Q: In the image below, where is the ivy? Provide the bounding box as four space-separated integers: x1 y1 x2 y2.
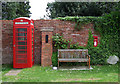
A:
53 6 120 65
55 11 119 58
55 16 102 31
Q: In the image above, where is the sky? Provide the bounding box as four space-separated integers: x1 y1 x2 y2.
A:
29 0 55 20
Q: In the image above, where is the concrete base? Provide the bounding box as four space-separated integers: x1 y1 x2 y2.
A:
58 66 93 70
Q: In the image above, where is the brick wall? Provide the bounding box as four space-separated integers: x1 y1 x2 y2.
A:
2 20 13 64
2 19 100 64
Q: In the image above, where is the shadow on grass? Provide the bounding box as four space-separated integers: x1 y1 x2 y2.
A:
2 64 13 75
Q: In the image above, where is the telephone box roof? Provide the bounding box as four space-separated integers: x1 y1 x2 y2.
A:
14 17 32 20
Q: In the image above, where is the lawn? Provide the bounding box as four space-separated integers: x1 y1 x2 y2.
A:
2 64 118 82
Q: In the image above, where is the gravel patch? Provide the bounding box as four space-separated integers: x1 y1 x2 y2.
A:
4 69 22 76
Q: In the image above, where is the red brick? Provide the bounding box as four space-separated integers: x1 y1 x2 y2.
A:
2 20 100 64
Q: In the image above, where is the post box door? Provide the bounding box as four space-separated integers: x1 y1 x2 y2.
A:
15 27 27 64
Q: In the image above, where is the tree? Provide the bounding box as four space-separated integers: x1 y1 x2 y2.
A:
2 1 31 20
46 2 118 19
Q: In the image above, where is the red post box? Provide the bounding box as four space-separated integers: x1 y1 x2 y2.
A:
13 17 34 68
93 36 98 47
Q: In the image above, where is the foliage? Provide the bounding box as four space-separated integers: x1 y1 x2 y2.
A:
52 33 87 50
52 52 58 66
95 3 120 58
55 16 102 22
46 2 118 19
74 22 81 31
54 2 120 59
87 2 120 63
86 30 110 65
70 43 86 49
2 1 31 20
88 47 111 65
56 16 102 31
52 33 87 66
52 2 120 65
86 30 94 48
52 33 70 50
2 64 13 75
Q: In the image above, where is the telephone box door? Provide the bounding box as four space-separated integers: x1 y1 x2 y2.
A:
13 27 29 68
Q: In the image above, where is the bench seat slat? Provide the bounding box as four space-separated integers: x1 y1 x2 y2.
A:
58 58 88 62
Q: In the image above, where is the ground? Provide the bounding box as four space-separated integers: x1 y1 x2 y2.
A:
2 64 118 82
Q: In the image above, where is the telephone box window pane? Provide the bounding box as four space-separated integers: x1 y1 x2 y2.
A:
18 33 27 36
18 46 27 49
18 42 26 45
18 28 27 32
18 37 27 41
18 51 26 53
32 54 33 61
46 35 48 43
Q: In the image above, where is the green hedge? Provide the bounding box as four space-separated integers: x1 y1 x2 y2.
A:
86 30 111 65
52 52 58 67
52 6 120 65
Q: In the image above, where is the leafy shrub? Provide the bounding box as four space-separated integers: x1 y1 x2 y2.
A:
52 34 70 66
52 34 87 66
52 33 70 50
87 29 94 48
87 30 112 65
88 46 110 65
70 43 86 49
52 52 58 67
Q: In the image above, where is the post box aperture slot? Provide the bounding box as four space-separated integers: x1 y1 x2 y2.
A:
46 35 48 43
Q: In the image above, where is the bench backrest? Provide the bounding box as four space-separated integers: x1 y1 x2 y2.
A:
58 49 88 58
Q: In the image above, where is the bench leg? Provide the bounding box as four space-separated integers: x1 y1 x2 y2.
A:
87 61 88 65
89 58 90 69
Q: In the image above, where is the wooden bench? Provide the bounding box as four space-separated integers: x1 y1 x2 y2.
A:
58 49 90 69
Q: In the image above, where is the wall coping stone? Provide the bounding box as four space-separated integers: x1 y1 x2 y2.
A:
40 27 54 32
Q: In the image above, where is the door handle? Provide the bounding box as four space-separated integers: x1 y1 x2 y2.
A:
14 45 15 47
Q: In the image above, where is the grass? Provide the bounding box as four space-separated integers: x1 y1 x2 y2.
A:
2 64 118 82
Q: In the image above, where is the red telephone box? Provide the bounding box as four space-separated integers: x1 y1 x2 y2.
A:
13 17 34 68
93 36 98 47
